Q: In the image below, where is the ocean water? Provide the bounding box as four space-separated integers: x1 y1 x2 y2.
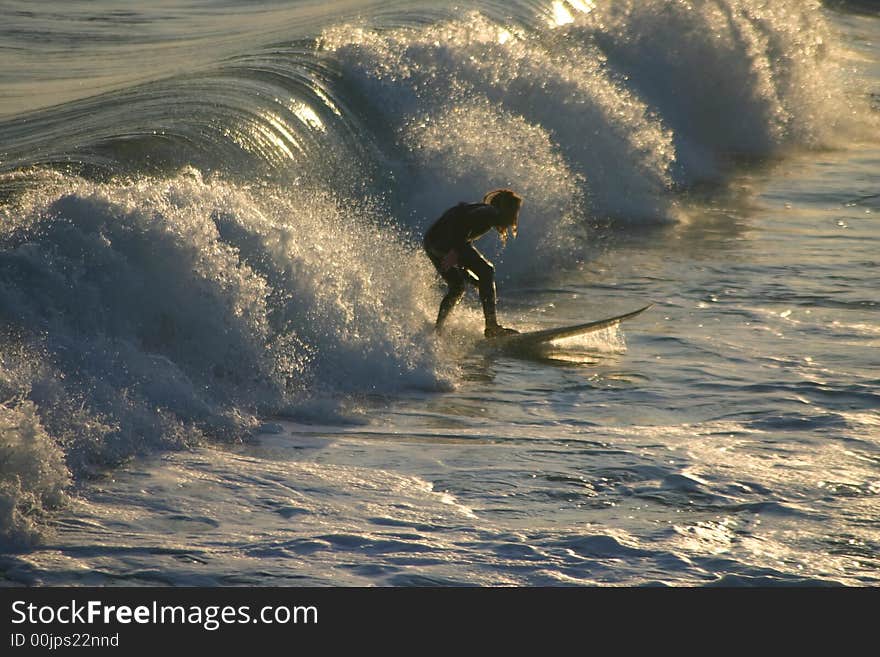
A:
1 0 878 586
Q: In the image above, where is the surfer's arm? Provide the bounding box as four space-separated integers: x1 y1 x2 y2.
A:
439 207 500 271
426 204 498 271
463 205 502 243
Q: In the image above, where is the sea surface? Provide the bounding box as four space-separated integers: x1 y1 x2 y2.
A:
1 0 878 586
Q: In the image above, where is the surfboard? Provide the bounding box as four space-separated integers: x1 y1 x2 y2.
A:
487 304 653 347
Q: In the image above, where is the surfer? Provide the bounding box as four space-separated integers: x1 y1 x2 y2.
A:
423 189 522 337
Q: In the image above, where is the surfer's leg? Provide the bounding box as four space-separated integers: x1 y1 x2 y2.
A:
456 246 498 330
425 242 464 332
435 269 467 332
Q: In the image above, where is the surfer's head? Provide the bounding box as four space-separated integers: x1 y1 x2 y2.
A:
483 188 522 245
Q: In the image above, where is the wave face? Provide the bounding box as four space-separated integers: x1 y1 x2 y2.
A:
0 0 872 545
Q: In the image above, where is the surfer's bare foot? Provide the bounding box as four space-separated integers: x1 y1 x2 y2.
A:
485 325 519 338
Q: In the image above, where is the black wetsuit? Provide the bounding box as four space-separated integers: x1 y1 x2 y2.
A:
423 202 502 329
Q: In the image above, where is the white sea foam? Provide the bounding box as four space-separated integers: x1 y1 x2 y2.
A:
0 396 70 547
320 1 862 227
0 170 456 543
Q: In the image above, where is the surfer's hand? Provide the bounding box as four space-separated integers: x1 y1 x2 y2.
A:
440 249 458 272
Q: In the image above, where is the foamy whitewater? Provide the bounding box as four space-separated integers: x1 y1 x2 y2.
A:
1 0 878 585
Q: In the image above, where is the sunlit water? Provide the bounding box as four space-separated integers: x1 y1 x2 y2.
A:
1 1 878 586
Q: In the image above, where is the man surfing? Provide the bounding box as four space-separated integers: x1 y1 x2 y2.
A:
423 189 522 337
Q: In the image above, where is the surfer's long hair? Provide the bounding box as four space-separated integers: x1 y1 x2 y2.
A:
483 189 522 246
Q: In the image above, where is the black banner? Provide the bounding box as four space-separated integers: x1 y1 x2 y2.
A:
0 586 873 651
